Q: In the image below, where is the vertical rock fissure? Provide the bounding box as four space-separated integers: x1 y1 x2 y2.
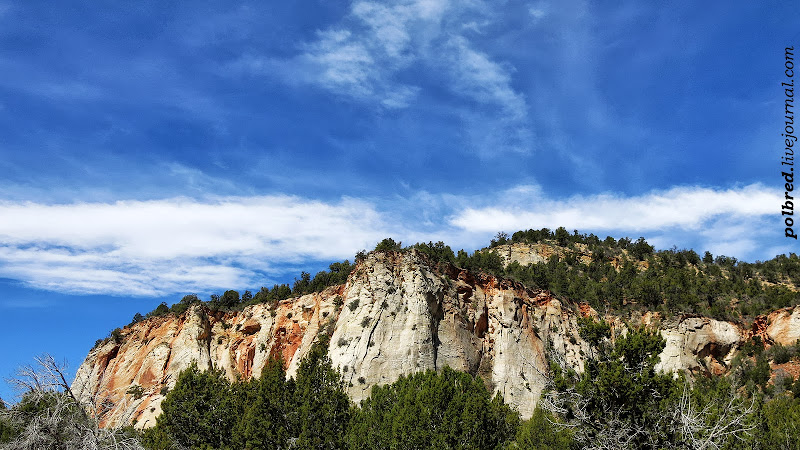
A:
160 347 172 382
96 345 120 399
427 290 444 370
365 307 384 364
200 315 213 371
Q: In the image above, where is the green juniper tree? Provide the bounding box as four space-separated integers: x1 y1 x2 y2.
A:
231 357 292 450
346 366 518 449
291 336 351 449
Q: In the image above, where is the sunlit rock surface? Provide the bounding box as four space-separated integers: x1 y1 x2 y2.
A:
73 249 800 428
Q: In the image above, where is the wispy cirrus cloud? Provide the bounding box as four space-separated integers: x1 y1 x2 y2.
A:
443 36 527 120
232 0 437 109
232 0 532 153
528 3 548 21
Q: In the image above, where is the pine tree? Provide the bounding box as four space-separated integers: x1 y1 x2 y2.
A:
346 367 519 449
152 362 242 449
291 336 351 449
232 357 292 449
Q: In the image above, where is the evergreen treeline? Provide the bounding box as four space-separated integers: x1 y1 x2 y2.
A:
497 228 800 320
127 228 800 334
7 329 800 449
127 261 355 327
138 338 519 450
393 229 800 321
136 323 800 449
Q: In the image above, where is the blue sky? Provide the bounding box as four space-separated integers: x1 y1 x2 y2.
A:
0 0 798 401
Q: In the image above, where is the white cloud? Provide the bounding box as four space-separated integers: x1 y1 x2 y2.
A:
444 36 527 120
528 2 548 21
0 196 389 296
236 0 532 153
450 184 776 233
0 184 783 297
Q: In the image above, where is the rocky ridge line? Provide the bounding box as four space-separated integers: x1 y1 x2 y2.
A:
72 249 800 428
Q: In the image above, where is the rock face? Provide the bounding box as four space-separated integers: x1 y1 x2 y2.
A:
73 288 342 429
490 242 553 266
72 250 800 428
655 316 743 376
767 307 800 345
326 252 589 417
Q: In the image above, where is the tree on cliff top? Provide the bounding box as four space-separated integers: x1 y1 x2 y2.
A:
374 238 403 253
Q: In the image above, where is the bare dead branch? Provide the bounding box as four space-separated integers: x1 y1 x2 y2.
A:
1 353 145 450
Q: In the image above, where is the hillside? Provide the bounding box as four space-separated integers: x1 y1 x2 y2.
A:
487 229 800 321
71 231 800 431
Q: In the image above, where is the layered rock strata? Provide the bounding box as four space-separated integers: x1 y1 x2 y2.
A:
72 250 800 428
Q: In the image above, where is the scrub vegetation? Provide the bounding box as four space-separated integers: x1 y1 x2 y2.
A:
7 228 800 449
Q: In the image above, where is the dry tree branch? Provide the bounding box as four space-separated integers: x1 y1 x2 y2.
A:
673 379 757 450
2 353 145 450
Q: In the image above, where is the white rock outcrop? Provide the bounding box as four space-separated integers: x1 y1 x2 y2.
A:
73 249 798 428
655 316 743 375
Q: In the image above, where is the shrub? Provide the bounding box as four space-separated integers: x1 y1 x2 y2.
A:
126 385 145 400
514 408 573 449
110 328 123 344
374 238 403 253
770 342 792 364
345 367 519 449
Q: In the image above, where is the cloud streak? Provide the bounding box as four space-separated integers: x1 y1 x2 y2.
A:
450 184 776 233
0 184 782 297
0 196 389 296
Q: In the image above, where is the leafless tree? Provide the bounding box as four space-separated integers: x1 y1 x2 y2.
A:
538 384 658 450
0 354 144 450
672 380 757 450
537 369 758 450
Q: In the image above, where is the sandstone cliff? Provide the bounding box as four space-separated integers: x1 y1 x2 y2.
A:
72 249 800 429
